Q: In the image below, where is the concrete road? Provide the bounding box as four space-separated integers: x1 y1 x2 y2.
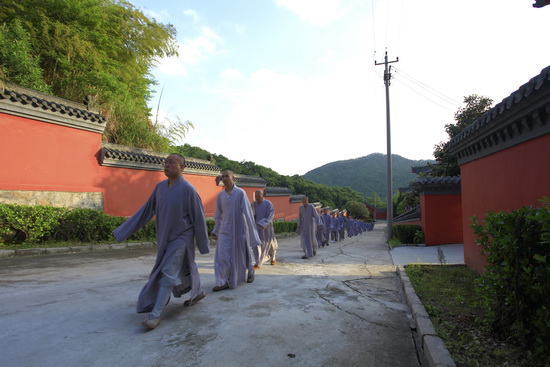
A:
0 223 421 367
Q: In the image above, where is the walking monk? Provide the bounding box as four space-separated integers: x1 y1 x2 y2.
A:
113 153 209 330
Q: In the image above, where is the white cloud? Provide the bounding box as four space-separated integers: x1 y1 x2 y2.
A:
141 8 169 22
276 0 349 25
183 9 201 23
220 68 243 80
156 26 223 77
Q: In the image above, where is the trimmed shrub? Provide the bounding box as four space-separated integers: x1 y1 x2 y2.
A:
471 197 550 363
392 224 422 244
52 208 120 243
206 219 215 235
274 221 297 234
0 204 65 244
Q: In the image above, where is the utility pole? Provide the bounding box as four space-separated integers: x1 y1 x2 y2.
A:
375 51 398 242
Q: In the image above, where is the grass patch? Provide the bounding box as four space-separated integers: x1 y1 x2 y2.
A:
406 264 530 367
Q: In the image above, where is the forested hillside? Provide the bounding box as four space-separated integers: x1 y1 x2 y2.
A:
173 144 365 210
303 153 434 202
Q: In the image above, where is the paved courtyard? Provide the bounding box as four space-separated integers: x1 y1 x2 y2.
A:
0 223 427 367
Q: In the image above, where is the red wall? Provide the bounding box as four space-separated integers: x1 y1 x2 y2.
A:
1 112 301 220
266 196 292 220
0 114 103 193
420 194 463 246
460 134 550 272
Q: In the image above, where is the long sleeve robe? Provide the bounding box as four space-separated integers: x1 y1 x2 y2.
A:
322 214 332 244
213 186 261 288
112 176 209 313
297 203 320 257
253 199 278 266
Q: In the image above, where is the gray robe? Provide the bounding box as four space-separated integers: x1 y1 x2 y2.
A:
213 185 261 288
297 203 320 257
253 199 278 266
113 176 209 313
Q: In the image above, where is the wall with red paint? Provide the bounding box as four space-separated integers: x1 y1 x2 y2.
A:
0 113 103 192
460 134 550 272
0 112 301 221
420 194 463 246
265 196 292 220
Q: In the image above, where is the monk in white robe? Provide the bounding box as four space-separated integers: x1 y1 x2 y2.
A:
113 154 209 330
253 190 278 267
212 170 261 291
297 196 321 259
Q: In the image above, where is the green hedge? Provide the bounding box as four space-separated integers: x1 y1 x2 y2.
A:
0 204 298 246
0 204 155 245
392 224 422 244
274 220 297 234
205 220 296 234
471 197 550 363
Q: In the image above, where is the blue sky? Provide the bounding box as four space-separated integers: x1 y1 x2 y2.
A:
129 0 550 176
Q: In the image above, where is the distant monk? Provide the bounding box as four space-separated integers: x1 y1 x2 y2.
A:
315 207 325 249
338 212 346 241
253 190 278 267
211 170 261 291
296 196 321 259
113 153 209 330
331 211 339 242
321 208 332 246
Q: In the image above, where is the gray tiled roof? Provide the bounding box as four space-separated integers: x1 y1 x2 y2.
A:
290 194 306 203
448 65 550 164
264 187 292 197
411 165 431 174
99 143 220 175
0 84 106 133
233 175 267 187
394 204 421 223
411 176 461 195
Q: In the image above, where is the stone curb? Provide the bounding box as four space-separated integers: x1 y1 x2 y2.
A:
1 242 156 257
396 265 457 367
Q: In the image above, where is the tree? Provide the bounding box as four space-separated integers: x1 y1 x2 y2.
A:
428 94 493 177
0 20 51 93
395 190 419 214
366 192 384 208
345 201 369 219
0 0 179 151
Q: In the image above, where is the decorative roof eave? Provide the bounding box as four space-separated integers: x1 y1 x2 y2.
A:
394 204 421 223
0 83 106 133
233 174 267 188
290 194 306 203
99 143 221 176
411 165 432 174
411 176 461 195
264 186 292 197
448 65 550 165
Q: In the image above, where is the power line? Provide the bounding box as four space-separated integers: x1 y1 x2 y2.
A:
393 67 462 107
394 76 458 113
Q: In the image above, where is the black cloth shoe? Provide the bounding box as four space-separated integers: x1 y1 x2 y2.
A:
183 291 206 306
212 284 229 292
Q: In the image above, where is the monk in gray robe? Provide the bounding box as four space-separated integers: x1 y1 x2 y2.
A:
297 196 321 259
253 190 278 267
113 154 209 330
211 170 261 291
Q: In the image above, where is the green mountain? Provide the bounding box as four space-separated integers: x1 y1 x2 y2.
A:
302 153 434 202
